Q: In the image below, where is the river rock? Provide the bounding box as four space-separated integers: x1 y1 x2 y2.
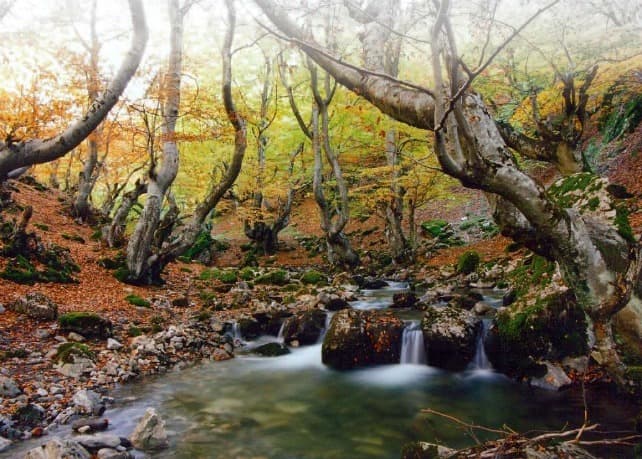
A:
253 342 290 357
421 306 481 371
401 441 457 458
0 436 11 452
72 389 105 416
72 418 109 433
316 292 350 311
129 408 168 451
106 338 122 350
57 358 95 379
237 318 262 340
59 312 113 339
391 292 418 308
24 438 91 459
485 290 588 379
322 309 404 370
13 403 45 428
73 433 121 451
281 309 327 346
68 332 86 342
8 293 58 321
97 448 133 459
361 278 388 290
0 376 21 398
530 362 572 391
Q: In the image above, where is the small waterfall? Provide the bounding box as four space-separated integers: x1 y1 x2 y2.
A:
276 322 286 343
317 312 334 344
471 319 492 370
231 322 245 346
400 321 426 364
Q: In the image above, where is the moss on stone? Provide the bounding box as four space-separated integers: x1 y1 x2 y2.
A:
125 294 150 308
615 205 635 243
420 219 448 238
54 342 95 364
300 270 326 285
255 269 289 286
456 251 480 274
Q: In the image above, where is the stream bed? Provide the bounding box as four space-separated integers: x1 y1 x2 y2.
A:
6 284 637 458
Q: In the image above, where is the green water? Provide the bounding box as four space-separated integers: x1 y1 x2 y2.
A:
102 343 634 459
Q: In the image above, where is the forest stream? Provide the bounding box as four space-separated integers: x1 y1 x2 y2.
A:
5 284 635 459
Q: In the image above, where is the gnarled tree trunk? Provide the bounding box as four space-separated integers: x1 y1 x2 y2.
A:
103 179 147 248
126 0 185 284
255 0 641 384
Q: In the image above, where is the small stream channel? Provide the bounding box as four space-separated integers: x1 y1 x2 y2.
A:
5 283 637 458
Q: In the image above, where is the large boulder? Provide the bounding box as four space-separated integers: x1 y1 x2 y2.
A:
72 389 105 416
59 312 112 339
485 290 588 379
281 309 327 346
322 309 404 370
129 408 168 451
8 293 58 321
24 438 91 459
421 306 481 371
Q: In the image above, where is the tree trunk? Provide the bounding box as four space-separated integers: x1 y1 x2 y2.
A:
126 0 184 284
141 0 245 275
103 180 146 248
383 129 409 263
72 0 102 223
0 0 147 182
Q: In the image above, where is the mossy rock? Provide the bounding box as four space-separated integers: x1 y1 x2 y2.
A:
255 269 289 286
59 312 113 339
456 251 480 274
125 294 150 308
128 325 143 337
322 309 404 370
507 254 556 298
54 342 96 364
300 270 327 285
199 269 238 284
253 342 290 357
238 267 255 281
485 290 588 378
420 219 449 238
282 310 327 346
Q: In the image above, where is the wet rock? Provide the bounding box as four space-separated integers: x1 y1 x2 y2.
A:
421 306 481 371
391 292 418 309
0 437 10 452
362 278 388 290
129 408 168 451
530 362 572 391
72 390 105 416
473 302 495 316
322 309 404 370
237 318 262 340
59 312 113 339
106 338 122 350
72 418 109 433
24 438 90 459
562 356 589 374
485 290 588 379
0 414 23 440
97 448 133 459
8 293 58 321
253 342 290 357
316 292 350 311
13 403 45 428
210 348 232 361
0 375 21 398
74 433 121 451
449 290 483 310
401 441 457 458
281 310 327 346
502 289 517 306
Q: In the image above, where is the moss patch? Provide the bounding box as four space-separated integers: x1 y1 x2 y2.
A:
125 294 150 308
54 342 95 364
300 270 327 285
456 251 480 274
199 268 238 284
255 269 289 286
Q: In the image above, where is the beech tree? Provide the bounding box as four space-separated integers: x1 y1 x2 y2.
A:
0 0 148 189
254 0 642 383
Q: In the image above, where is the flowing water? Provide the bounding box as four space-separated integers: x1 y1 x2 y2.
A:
400 321 426 364
5 284 636 458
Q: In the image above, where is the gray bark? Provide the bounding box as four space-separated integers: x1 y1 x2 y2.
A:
104 179 147 248
0 0 147 181
145 0 246 273
126 0 185 284
72 0 102 222
255 0 641 383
